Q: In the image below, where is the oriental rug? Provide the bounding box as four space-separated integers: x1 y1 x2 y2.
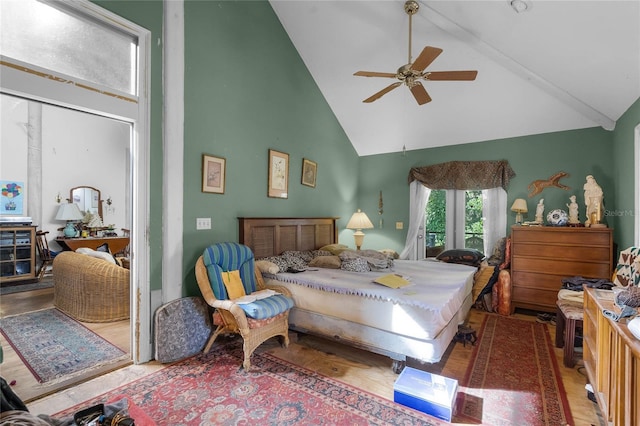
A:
53 339 446 425
457 315 574 425
0 308 128 383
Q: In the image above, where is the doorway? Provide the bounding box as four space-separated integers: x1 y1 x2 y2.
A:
0 93 133 402
0 0 152 400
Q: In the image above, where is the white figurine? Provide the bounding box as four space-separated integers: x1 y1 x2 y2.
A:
535 199 545 223
583 175 603 226
567 195 580 224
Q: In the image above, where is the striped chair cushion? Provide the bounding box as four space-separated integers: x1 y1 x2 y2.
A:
238 294 294 320
202 243 258 300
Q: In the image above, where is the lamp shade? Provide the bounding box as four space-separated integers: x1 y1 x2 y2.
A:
510 199 528 213
346 209 374 230
55 203 84 221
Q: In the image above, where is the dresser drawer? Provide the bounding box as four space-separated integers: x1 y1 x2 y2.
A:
511 227 611 246
511 271 564 291
511 257 611 279
512 244 610 263
511 287 558 310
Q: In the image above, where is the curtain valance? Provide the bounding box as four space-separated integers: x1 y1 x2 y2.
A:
408 160 516 191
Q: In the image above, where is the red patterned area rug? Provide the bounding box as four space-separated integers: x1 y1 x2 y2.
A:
457 315 574 425
53 338 446 425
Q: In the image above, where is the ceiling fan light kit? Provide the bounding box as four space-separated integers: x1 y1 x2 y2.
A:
354 0 478 105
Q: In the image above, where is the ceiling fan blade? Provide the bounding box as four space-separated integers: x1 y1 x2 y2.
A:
363 82 402 103
410 46 443 72
410 82 432 105
425 70 478 81
354 71 397 78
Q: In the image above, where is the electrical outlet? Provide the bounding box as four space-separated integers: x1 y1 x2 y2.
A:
395 222 403 230
196 217 211 230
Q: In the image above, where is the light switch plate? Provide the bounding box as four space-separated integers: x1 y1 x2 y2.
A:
395 222 403 230
196 218 211 230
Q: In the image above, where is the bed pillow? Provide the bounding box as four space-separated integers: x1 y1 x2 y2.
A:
308 255 341 269
436 248 485 267
379 249 399 259
260 256 289 273
319 244 349 255
255 260 280 275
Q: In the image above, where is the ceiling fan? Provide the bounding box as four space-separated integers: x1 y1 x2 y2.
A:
354 0 478 105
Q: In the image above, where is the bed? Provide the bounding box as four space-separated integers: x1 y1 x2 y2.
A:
238 217 477 372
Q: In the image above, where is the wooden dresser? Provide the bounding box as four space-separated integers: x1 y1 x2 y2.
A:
583 287 639 426
510 226 613 312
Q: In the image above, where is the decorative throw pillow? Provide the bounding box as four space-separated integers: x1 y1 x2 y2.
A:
260 256 289 273
379 249 400 259
436 249 485 267
222 270 246 299
308 255 341 269
319 244 349 256
340 257 370 272
255 260 280 275
76 247 117 264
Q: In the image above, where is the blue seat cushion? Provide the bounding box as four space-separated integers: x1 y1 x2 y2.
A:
239 294 294 320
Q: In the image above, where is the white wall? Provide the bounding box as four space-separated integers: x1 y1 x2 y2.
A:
1 94 129 250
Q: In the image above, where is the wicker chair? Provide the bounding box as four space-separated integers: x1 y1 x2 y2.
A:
53 251 130 322
195 242 294 370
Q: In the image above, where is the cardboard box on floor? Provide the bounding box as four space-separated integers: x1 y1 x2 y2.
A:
393 367 458 422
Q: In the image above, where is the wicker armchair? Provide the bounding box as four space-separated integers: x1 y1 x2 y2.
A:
195 242 294 370
53 251 130 322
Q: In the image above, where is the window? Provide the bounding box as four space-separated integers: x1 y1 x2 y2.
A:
1 0 137 95
426 190 484 252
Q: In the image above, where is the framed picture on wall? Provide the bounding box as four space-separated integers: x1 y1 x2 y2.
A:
202 154 226 194
301 158 317 188
268 149 289 198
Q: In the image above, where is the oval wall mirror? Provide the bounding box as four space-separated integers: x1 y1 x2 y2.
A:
70 186 102 218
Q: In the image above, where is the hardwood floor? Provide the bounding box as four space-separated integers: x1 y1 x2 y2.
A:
4 288 602 425
0 287 131 403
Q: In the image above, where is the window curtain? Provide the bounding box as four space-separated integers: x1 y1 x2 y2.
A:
408 160 515 191
482 187 507 254
403 160 515 259
400 181 431 260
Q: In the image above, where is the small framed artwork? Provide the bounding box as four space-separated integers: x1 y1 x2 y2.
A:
202 154 226 194
268 149 289 198
301 158 317 188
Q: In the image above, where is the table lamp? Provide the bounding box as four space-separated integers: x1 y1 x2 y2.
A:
346 209 374 250
510 198 528 224
56 202 84 237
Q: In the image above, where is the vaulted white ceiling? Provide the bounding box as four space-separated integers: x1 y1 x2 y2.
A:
270 0 640 156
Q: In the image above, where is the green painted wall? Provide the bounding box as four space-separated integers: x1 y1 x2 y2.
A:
358 127 618 253
610 97 640 249
181 1 359 295
93 0 165 291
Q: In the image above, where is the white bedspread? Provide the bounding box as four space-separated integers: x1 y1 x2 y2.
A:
264 259 476 312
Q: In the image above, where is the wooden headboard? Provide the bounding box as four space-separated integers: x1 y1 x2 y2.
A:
238 217 339 259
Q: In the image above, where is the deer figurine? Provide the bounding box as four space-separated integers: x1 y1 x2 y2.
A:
527 171 570 198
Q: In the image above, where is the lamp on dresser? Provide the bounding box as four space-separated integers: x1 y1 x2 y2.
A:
55 202 83 238
510 198 528 224
346 209 374 250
